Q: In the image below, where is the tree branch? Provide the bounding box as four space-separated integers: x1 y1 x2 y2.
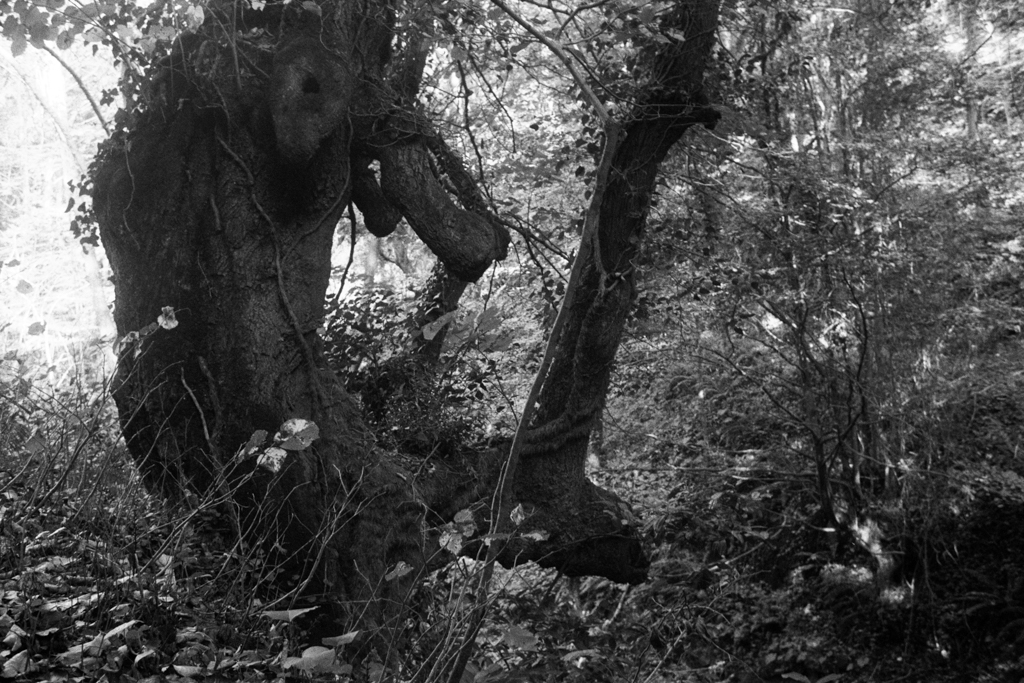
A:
488 0 612 124
41 45 110 135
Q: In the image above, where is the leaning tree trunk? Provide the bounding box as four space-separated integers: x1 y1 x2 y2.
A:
492 0 722 579
89 0 720 631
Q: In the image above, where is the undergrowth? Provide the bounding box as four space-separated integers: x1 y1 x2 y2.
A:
4 301 1024 683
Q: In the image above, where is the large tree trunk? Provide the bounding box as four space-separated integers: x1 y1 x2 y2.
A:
90 0 720 630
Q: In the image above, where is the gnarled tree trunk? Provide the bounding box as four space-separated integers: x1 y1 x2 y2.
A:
91 0 719 630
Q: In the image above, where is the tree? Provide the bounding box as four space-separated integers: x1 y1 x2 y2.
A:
2 0 720 633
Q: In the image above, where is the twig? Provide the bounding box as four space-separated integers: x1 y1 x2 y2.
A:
329 205 360 308
488 0 613 124
42 45 110 135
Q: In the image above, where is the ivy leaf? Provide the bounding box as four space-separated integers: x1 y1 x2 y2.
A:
184 4 205 30
273 418 319 450
257 447 287 472
157 306 178 330
440 527 463 554
55 29 74 49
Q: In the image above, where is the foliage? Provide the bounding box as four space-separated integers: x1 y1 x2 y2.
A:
323 282 520 455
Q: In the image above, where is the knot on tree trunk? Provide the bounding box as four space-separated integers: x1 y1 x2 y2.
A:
269 37 353 165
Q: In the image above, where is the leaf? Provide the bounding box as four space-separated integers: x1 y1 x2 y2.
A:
283 646 349 674
522 530 549 542
510 503 526 526
104 619 140 642
10 31 27 57
33 556 76 572
273 418 319 450
2 651 31 678
257 447 288 472
28 322 45 335
23 433 45 455
173 664 205 677
781 674 811 683
500 625 539 651
562 649 598 662
283 646 334 671
454 508 477 535
384 561 413 581
476 307 502 334
157 306 178 330
300 1 322 16
242 429 268 457
16 280 32 294
321 631 359 647
817 675 843 683
422 311 458 340
184 4 205 29
261 606 317 622
440 528 463 555
57 645 87 667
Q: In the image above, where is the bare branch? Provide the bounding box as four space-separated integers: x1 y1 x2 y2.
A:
488 0 613 124
41 45 110 135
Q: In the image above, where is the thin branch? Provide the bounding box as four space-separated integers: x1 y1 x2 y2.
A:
488 0 612 124
330 206 359 309
0 58 84 172
41 45 110 135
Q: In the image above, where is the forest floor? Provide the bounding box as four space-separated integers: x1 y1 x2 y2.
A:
2 350 1023 683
